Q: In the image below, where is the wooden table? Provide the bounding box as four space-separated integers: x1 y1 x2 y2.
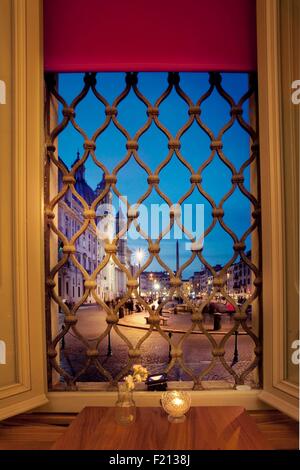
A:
52 406 272 450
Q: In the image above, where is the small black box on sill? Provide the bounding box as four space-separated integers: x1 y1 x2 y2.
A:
146 373 168 391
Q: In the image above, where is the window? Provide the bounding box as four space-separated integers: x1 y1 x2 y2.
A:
45 71 261 391
256 0 299 419
1 0 297 422
0 0 47 420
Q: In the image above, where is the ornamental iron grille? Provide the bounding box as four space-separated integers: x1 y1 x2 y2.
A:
45 72 261 391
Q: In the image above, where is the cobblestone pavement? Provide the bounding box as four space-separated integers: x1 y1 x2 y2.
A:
58 305 258 387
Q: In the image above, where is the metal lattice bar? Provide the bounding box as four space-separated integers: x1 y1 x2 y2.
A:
45 71 261 390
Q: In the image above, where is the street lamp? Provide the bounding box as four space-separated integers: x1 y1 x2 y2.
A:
135 248 145 295
154 281 160 299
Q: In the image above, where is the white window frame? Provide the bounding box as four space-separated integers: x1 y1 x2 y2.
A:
0 0 298 419
256 0 299 420
0 0 47 420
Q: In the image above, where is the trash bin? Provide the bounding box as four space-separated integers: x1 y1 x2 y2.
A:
213 313 222 331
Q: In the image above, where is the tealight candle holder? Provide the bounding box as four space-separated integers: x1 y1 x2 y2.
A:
161 390 191 423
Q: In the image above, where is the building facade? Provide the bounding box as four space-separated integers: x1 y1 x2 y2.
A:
140 271 171 297
58 156 131 303
189 255 252 299
226 252 252 297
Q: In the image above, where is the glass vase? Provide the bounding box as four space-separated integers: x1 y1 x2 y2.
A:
115 383 136 425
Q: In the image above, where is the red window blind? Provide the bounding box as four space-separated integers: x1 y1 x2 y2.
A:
44 0 257 72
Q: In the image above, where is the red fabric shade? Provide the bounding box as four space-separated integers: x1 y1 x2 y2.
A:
44 0 257 72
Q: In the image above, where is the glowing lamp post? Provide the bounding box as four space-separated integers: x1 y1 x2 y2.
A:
135 248 144 295
154 281 160 299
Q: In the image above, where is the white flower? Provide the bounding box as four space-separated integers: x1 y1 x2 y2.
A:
124 375 135 391
123 365 149 390
133 364 148 379
136 366 148 381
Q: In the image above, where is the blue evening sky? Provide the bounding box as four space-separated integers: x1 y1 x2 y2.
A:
56 72 252 278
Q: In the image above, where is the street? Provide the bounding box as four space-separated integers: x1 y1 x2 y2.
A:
58 304 257 387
